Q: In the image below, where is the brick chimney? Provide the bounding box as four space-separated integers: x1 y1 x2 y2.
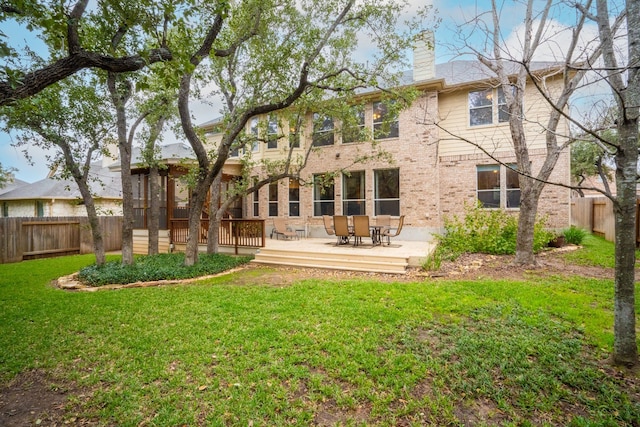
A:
413 30 435 82
102 141 119 167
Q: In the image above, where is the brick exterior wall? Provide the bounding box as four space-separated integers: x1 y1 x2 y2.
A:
239 87 572 240
439 149 571 230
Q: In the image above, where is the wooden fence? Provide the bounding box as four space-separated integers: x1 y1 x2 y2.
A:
571 197 640 245
0 216 123 264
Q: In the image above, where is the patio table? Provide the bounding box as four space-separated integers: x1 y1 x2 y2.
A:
370 225 383 246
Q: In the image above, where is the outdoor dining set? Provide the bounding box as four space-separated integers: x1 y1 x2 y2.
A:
323 214 404 247
271 215 404 246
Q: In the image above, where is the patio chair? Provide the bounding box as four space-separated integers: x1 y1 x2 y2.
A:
322 215 336 239
352 215 372 246
381 215 404 246
333 215 352 245
272 218 299 240
375 215 391 234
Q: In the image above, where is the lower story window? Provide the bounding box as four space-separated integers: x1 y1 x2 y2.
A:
252 178 259 217
2 202 8 217
313 174 335 216
289 179 300 217
477 164 520 208
36 200 44 217
374 168 400 216
342 171 365 215
269 181 278 217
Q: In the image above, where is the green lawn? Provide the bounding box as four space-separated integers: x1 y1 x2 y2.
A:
0 239 638 426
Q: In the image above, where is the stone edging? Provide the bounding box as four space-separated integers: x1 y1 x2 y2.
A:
53 266 248 292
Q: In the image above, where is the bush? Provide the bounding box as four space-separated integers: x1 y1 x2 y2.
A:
428 202 554 264
78 252 253 287
562 225 587 245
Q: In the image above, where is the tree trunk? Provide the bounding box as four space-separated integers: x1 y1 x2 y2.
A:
148 166 160 255
56 143 107 265
72 174 106 265
207 173 223 254
184 175 215 266
594 0 640 366
86 203 107 266
108 72 134 265
514 176 540 265
612 120 638 366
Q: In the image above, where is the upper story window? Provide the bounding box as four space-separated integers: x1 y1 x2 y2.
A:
469 87 510 126
476 164 520 208
342 106 365 144
250 117 260 152
373 101 399 140
289 118 301 148
312 113 335 147
267 115 278 149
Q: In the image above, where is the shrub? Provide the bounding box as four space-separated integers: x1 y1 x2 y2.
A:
431 202 554 262
78 252 253 287
562 225 587 245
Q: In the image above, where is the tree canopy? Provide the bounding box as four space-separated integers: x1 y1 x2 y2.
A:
0 162 15 188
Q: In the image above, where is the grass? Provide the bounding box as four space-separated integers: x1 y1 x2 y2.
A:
0 239 638 426
562 233 640 268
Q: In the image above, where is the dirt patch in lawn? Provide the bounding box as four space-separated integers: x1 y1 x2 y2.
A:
233 245 616 286
0 370 93 427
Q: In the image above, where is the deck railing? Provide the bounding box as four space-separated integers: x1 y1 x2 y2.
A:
170 219 266 252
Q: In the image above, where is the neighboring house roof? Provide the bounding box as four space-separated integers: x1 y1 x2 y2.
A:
0 178 29 196
109 142 197 171
0 162 122 201
139 143 196 164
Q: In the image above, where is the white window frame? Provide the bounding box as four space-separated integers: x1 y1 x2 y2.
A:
476 163 520 209
374 168 400 216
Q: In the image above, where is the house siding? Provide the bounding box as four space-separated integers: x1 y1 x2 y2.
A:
1 199 123 218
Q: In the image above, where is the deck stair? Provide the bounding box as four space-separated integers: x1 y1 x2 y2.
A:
251 246 408 274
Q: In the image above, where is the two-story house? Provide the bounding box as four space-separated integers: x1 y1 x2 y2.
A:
197 37 571 242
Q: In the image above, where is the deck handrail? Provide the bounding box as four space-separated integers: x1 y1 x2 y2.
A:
170 218 266 252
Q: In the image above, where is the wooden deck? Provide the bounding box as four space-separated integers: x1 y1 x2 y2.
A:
251 236 435 274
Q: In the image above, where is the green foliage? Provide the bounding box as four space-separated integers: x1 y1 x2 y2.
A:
78 252 253 286
0 162 15 188
571 139 614 182
562 225 588 245
433 202 554 261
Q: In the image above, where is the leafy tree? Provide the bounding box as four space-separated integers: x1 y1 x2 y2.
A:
0 0 172 106
571 133 615 197
134 87 177 255
439 0 638 366
0 162 15 188
590 0 640 366
175 0 421 265
1 72 115 265
436 0 612 266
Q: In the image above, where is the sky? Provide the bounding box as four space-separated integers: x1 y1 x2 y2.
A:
0 0 608 183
